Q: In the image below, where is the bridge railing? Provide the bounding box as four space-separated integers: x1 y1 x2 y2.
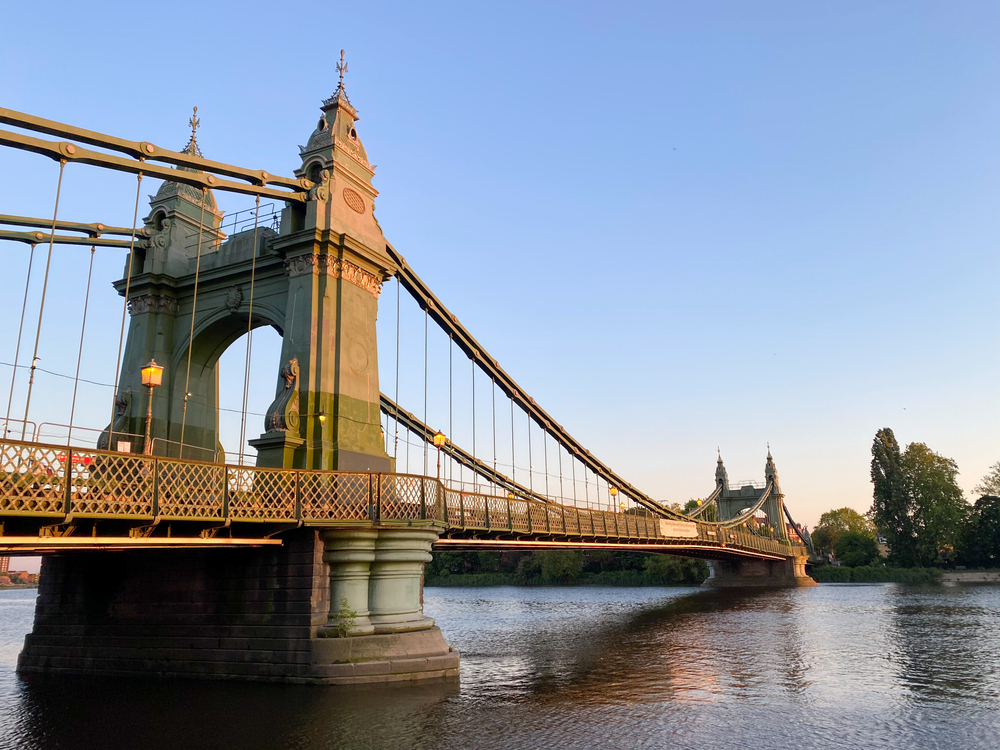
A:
0 438 802 557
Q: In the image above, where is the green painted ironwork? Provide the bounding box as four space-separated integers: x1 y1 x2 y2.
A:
0 437 801 560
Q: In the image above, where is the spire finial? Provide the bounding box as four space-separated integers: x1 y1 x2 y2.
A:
182 106 203 157
322 51 355 109
337 50 347 89
189 106 200 141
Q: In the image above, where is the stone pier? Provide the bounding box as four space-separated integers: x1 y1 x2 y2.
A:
17 527 458 685
703 554 817 588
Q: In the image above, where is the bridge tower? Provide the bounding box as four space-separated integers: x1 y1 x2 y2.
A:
103 80 393 474
715 450 787 541
23 74 457 685
704 450 814 587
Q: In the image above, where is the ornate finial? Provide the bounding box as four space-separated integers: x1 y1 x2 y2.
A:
182 106 203 157
337 50 347 88
322 50 354 109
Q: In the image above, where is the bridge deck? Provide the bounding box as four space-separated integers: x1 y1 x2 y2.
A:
0 439 800 560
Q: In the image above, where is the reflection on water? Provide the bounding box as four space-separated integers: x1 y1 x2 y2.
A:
1 584 999 749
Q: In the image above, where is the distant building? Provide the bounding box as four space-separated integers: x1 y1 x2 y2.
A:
0 556 8 573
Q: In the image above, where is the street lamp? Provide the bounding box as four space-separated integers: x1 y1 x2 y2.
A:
610 485 619 511
432 430 447 481
140 358 164 455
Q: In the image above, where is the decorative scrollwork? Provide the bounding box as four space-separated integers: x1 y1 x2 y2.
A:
128 295 179 317
226 285 244 313
264 358 300 433
284 254 382 298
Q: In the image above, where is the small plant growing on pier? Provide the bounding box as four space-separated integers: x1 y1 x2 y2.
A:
333 596 357 638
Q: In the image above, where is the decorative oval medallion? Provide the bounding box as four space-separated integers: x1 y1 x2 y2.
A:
342 188 365 214
349 339 369 374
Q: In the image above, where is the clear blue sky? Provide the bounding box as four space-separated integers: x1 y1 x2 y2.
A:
1 0 998 530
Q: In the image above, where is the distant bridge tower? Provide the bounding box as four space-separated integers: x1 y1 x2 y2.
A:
104 74 393 473
715 449 788 542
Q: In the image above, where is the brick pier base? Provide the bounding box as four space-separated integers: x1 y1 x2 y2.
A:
17 528 459 684
703 554 817 588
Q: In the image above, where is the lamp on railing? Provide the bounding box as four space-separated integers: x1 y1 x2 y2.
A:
432 430 447 481
610 485 619 512
140 358 164 455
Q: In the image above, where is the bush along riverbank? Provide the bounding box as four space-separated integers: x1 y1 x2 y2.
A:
425 550 709 587
808 565 941 583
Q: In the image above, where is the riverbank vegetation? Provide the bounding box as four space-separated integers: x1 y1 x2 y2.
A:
809 428 1000 577
426 550 708 587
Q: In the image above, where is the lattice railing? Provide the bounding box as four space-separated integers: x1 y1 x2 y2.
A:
0 438 804 559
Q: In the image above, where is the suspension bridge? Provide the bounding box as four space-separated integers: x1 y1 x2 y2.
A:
0 61 815 684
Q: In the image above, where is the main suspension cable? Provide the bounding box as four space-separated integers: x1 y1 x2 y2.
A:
5 243 36 433
22 160 66 438
237 195 261 465
109 170 144 450
67 245 96 444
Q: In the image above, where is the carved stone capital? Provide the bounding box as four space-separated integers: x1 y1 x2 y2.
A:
285 254 383 298
128 294 179 316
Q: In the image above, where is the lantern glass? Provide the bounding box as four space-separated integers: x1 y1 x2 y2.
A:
433 431 447 448
141 359 164 388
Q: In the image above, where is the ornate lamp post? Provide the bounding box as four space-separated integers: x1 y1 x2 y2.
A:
140 359 164 455
432 430 447 482
610 485 620 512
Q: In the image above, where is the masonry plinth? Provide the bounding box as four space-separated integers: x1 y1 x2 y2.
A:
703 554 817 588
17 527 458 685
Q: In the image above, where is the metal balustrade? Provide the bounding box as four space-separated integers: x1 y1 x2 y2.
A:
0 438 802 558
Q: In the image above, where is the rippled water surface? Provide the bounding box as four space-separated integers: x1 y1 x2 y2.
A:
1 583 999 749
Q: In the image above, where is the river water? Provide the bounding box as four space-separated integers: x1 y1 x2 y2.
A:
1 583 998 749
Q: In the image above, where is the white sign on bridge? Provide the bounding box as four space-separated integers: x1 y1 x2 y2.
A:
658 519 700 539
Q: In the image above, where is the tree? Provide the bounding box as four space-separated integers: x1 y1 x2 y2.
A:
834 531 880 567
537 550 583 583
870 428 917 565
903 442 968 566
958 495 1000 568
974 462 1000 497
812 507 874 553
870 429 969 567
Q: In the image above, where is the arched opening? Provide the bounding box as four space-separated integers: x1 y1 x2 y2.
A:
216 324 283 464
162 305 285 463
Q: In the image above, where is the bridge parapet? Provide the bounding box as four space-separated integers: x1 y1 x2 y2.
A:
0 438 803 561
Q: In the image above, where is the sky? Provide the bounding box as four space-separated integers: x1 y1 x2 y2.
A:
1 0 998 534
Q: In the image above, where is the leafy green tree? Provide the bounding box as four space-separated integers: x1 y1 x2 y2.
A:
870 428 917 565
903 442 968 565
514 553 541 582
834 531 880 567
870 429 969 567
812 507 874 553
974 462 1000 497
538 550 583 583
958 495 1000 568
